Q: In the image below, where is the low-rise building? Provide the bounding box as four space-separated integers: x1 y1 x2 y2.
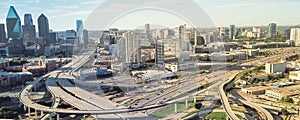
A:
242 86 271 95
265 61 287 74
0 59 9 70
265 84 300 100
0 71 33 87
289 71 300 80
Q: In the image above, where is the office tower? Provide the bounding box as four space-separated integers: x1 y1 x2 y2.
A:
0 24 6 43
290 28 300 46
48 32 58 44
117 38 126 62
155 39 164 69
24 14 33 25
38 14 49 45
76 20 84 45
145 23 150 37
268 23 277 38
6 6 22 39
22 14 36 46
229 25 235 39
124 32 141 63
83 29 89 45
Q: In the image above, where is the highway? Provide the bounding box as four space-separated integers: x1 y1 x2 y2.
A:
218 48 300 120
240 100 274 120
218 73 240 120
18 47 300 119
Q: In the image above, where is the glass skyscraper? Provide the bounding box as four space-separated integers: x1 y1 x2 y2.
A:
24 14 33 26
38 14 49 45
6 6 22 39
22 14 36 46
0 24 6 43
268 23 277 38
76 20 84 45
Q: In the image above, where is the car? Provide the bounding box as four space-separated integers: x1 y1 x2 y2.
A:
146 98 149 100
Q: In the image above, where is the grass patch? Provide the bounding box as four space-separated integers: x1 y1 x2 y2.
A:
205 112 227 120
150 100 194 118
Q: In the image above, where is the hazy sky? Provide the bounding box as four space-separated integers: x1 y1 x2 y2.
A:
0 0 299 31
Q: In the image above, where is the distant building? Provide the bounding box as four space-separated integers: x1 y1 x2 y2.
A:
83 29 89 45
6 38 24 57
265 61 287 74
290 28 300 46
6 6 22 39
123 31 141 63
155 40 164 68
145 23 150 38
38 14 49 46
229 25 235 39
76 20 84 45
22 14 37 48
0 24 6 43
268 23 277 38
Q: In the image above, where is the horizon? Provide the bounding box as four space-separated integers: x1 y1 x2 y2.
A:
0 0 300 31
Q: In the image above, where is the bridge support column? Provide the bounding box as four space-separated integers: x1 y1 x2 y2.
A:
185 98 188 108
57 113 59 120
35 109 37 117
28 107 31 118
40 111 44 118
145 110 148 115
194 96 197 103
23 105 26 111
174 103 177 113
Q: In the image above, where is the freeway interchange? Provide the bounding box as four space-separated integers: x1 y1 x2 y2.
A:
19 47 300 119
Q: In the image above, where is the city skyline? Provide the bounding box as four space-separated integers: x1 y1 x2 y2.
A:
0 0 300 31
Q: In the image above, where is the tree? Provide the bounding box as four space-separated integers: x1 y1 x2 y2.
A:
281 108 288 115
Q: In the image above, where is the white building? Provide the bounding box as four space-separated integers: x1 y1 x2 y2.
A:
265 61 287 74
290 28 300 46
289 71 300 80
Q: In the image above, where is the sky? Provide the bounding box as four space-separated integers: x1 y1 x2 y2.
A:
0 0 300 31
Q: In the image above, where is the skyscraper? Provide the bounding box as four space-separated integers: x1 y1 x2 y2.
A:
38 14 49 45
268 23 277 38
6 6 22 39
24 14 33 26
229 25 235 39
155 39 164 69
0 24 6 43
83 29 89 45
145 23 150 37
124 31 141 63
22 14 36 45
76 20 84 45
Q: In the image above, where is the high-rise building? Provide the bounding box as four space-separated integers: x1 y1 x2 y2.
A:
24 14 33 26
268 23 277 38
145 23 150 37
290 28 300 46
76 20 84 45
124 31 141 63
22 14 36 46
38 14 49 45
83 29 89 45
6 6 22 39
0 24 6 43
155 40 164 69
229 25 235 39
